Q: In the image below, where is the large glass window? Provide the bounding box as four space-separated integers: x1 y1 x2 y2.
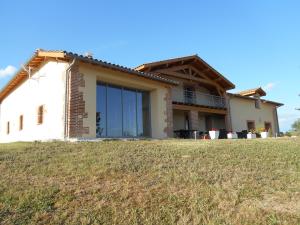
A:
96 84 107 137
96 83 150 137
107 86 122 137
123 89 137 137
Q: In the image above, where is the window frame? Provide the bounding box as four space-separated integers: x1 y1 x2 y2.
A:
255 97 261 109
19 115 23 131
96 82 151 138
264 122 272 132
247 120 256 131
37 105 44 125
7 121 10 135
184 85 196 104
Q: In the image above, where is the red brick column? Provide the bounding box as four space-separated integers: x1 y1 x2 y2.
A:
188 110 199 130
67 64 89 138
164 87 173 137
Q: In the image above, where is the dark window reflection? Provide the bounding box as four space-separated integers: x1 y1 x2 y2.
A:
96 84 106 137
96 83 150 137
123 89 137 137
107 86 122 137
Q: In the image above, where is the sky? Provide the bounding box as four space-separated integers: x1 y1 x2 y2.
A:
0 0 299 131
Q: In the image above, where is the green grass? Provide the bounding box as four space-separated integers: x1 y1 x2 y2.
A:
0 138 299 225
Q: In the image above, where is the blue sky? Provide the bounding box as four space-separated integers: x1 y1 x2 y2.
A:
0 0 299 131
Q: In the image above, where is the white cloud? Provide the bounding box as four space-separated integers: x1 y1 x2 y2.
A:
263 82 277 91
0 65 17 78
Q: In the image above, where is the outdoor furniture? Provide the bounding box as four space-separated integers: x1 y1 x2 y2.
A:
174 130 197 139
219 129 227 139
237 130 248 139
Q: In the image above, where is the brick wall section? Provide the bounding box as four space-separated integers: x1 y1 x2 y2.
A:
164 87 173 137
188 110 199 130
68 63 89 138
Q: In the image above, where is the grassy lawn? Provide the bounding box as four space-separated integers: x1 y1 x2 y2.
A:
0 139 299 225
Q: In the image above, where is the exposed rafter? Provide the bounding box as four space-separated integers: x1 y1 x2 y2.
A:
135 55 235 90
155 65 225 93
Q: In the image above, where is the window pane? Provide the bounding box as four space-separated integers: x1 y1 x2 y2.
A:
137 91 150 137
137 92 143 136
107 86 122 137
184 86 195 104
122 89 137 137
96 84 106 137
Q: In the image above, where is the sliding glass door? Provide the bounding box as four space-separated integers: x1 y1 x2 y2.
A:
96 83 150 138
123 89 137 137
107 86 122 137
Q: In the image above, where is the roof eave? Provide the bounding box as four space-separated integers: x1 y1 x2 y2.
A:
227 93 283 107
136 55 236 90
0 50 179 102
64 52 178 86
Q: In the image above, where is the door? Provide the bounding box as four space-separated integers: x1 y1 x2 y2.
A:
264 122 272 132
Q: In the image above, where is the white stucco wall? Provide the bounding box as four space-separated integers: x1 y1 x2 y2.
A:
0 60 67 142
229 96 278 135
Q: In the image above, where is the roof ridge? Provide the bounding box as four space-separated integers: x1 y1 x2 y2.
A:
135 54 198 69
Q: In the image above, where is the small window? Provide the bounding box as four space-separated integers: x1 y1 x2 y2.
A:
7 122 10 134
184 86 196 104
37 105 44 125
255 99 261 109
19 115 23 130
247 121 255 131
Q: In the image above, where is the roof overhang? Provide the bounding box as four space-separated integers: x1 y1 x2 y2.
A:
237 87 266 97
0 50 178 102
227 93 283 107
135 55 236 90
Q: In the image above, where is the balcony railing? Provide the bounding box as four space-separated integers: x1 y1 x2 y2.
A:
172 88 226 108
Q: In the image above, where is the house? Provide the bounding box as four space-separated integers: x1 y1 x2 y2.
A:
136 56 282 137
0 50 283 142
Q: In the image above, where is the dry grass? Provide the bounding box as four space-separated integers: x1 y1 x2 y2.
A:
0 138 299 225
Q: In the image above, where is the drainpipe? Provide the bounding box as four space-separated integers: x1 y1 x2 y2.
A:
226 94 233 131
64 58 76 139
274 106 280 137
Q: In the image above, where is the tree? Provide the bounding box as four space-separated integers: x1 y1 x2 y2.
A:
292 119 300 132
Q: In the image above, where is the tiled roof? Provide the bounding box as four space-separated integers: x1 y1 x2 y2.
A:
0 50 178 102
227 93 283 106
135 54 236 90
63 51 178 85
237 87 266 97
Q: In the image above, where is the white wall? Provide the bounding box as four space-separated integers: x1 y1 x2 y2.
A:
229 96 278 135
0 60 67 142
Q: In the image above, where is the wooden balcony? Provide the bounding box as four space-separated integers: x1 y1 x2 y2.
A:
172 88 226 109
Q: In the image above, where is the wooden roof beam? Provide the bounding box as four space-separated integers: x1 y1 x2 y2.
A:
37 51 65 58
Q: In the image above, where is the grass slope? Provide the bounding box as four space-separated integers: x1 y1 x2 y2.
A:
0 139 299 225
